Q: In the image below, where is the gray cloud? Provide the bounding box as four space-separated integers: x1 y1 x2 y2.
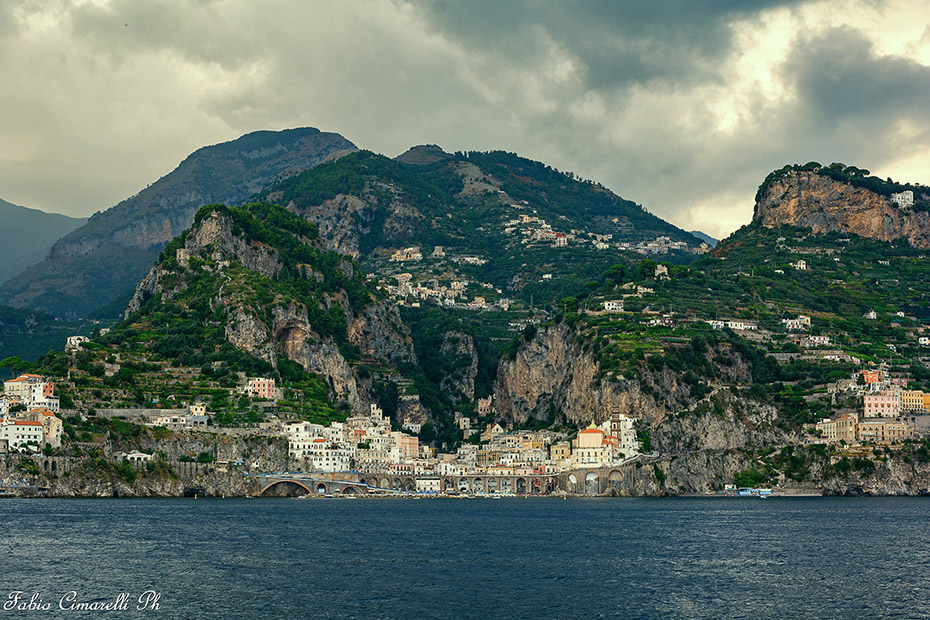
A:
784 27 930 126
0 0 928 239
408 0 805 89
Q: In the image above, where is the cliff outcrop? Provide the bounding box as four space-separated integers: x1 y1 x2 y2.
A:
822 458 930 496
494 322 794 454
754 170 930 248
123 204 416 416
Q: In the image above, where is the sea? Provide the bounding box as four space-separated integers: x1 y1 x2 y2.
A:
3 496 930 619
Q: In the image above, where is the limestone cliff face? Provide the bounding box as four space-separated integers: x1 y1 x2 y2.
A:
288 180 427 257
494 322 792 453
125 208 416 416
347 301 417 365
494 323 696 425
651 391 796 453
495 323 679 426
755 170 930 247
822 459 930 496
271 302 360 410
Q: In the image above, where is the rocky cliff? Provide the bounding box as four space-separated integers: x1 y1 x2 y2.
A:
124 204 416 416
1 128 357 318
754 169 930 248
494 322 794 455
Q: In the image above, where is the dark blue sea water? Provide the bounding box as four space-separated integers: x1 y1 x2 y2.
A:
3 497 930 619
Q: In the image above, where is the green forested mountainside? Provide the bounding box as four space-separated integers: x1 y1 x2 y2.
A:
0 128 356 319
530 215 930 434
267 149 704 309
0 304 101 363
7 156 930 468
0 197 86 285
19 203 385 426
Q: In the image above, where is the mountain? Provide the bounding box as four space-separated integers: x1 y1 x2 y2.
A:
0 128 357 319
0 198 86 284
18 159 930 494
56 202 417 425
266 147 706 309
754 162 930 248
688 230 717 247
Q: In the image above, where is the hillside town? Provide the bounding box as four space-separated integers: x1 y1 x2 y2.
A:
0 369 642 482
813 368 930 444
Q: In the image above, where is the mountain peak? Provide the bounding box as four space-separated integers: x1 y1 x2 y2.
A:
394 144 453 165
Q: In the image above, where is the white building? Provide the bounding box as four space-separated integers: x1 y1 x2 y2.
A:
725 320 758 331
782 315 811 331
402 419 422 434
602 300 624 313
0 418 43 450
2 374 59 412
65 336 90 352
290 439 353 472
804 335 831 348
891 190 914 208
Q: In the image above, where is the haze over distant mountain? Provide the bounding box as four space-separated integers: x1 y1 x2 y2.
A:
688 230 717 247
0 198 86 285
0 128 357 319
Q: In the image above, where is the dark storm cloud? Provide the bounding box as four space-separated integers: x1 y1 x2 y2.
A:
783 26 930 126
407 0 806 88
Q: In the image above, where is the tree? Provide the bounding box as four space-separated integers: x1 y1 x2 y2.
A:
638 259 658 280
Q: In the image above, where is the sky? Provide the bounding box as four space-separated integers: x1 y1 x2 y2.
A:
1 0 929 239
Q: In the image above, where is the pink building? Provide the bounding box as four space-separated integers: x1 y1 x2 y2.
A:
864 389 900 418
399 435 419 459
246 377 276 400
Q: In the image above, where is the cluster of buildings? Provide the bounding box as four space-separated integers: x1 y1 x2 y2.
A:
0 374 64 452
616 236 708 255
444 413 640 475
815 370 930 444
389 247 423 263
285 404 430 473
2 374 60 413
282 401 642 478
379 273 510 311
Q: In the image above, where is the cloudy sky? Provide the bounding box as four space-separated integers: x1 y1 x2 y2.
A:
1 0 929 238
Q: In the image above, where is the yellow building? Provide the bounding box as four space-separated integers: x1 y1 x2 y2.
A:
550 442 571 461
901 390 926 412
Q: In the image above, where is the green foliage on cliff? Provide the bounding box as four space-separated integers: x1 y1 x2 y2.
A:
48 201 371 425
